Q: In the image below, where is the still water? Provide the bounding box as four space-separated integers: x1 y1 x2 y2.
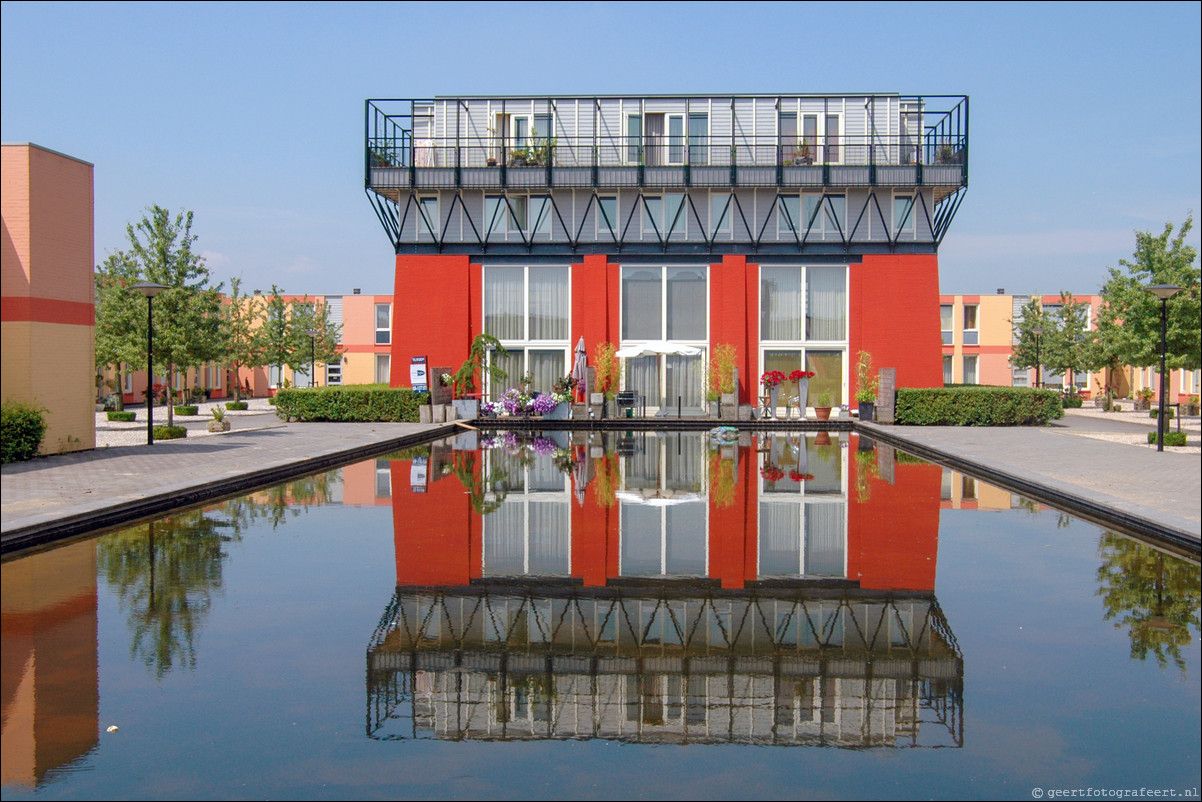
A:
2 430 1199 800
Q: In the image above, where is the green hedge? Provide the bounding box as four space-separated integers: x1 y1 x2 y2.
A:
225 401 249 411
2 401 47 463
173 405 199 416
1150 408 1175 420
1061 395 1083 408
1148 431 1187 447
274 386 430 422
153 425 187 440
895 387 1064 426
107 410 137 422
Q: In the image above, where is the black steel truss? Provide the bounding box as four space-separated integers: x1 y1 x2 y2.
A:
367 187 959 259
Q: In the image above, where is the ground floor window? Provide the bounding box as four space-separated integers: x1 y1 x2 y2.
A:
624 352 705 411
962 355 978 385
375 354 391 385
488 348 569 399
326 361 342 386
761 349 845 408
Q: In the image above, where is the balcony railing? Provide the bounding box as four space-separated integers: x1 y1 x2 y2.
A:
365 95 968 191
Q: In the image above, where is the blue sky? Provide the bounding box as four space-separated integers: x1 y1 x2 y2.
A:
3 1 1199 297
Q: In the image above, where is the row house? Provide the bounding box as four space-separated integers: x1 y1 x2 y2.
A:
365 93 969 410
940 291 1201 403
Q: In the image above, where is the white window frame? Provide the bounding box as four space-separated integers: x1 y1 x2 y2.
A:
596 195 619 239
375 303 392 345
758 265 850 408
963 304 979 346
893 193 915 237
325 361 342 386
375 354 391 385
822 112 843 166
483 265 572 400
962 355 978 385
417 196 439 239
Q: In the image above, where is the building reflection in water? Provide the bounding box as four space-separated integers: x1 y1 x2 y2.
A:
367 430 964 748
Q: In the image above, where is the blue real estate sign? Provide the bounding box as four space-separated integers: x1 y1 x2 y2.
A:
410 356 428 392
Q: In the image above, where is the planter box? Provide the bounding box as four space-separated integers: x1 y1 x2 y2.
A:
419 405 433 424
207 420 231 433
431 404 446 423
544 401 571 421
590 393 604 405
452 399 479 420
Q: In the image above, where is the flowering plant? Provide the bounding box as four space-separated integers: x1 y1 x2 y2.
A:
760 464 785 482
760 371 787 388
788 470 815 482
789 370 815 381
439 373 453 385
526 394 560 415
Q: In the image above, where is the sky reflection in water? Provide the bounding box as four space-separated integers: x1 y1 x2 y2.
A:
1 429 1198 800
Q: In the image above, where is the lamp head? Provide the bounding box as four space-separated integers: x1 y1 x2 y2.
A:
1145 284 1182 302
133 281 168 299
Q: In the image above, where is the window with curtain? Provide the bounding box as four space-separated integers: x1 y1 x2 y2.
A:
962 355 978 384
944 355 955 385
688 112 708 165
484 266 569 397
622 267 662 340
806 267 846 341
620 502 706 577
757 502 845 577
485 266 525 340
761 268 803 341
667 267 706 340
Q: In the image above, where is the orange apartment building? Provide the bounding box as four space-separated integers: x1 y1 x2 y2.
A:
940 291 1200 403
111 290 395 403
2 143 96 454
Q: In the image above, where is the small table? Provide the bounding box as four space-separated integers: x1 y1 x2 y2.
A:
759 394 774 419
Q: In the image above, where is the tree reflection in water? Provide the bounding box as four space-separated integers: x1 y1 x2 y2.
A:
97 470 340 677
1096 533 1201 673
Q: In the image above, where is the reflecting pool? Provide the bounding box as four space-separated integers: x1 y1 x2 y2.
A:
2 430 1199 800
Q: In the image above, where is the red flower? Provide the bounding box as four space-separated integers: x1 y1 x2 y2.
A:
789 370 816 381
760 371 787 388
789 471 815 482
760 464 785 482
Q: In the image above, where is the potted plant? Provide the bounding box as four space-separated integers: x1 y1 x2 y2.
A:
796 142 813 165
814 390 834 421
854 350 879 422
1135 387 1154 411
760 370 786 415
1189 395 1200 416
593 341 619 416
706 389 721 418
208 406 231 433
451 334 507 420
790 369 815 417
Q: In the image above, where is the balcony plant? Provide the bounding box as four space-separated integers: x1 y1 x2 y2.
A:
790 369 815 416
814 390 834 421
854 350 879 422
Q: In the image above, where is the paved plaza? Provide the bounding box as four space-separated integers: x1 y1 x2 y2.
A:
2 405 1199 555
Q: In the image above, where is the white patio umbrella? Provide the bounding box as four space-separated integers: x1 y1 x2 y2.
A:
570 337 588 400
614 341 702 358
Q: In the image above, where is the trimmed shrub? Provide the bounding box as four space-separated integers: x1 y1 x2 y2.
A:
1147 431 1187 447
152 425 187 440
2 401 47 462
107 410 137 422
225 401 249 411
895 387 1064 426
1150 408 1175 420
1061 395 1083 408
267 396 277 406
274 386 430 422
173 405 199 416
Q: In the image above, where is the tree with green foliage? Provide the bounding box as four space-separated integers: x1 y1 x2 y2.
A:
94 250 144 410
220 277 265 401
260 286 341 388
1043 292 1093 397
110 206 224 426
1095 215 1200 373
1010 296 1050 384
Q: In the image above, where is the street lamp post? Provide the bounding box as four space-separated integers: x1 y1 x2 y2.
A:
1031 326 1045 389
133 282 168 445
1145 284 1182 452
305 328 319 388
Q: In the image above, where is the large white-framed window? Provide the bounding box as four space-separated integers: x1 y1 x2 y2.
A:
484 265 571 398
710 192 732 237
641 193 686 239
1182 369 1201 396
375 354 391 385
596 195 619 239
963 304 979 346
759 266 848 408
940 304 954 345
484 195 552 237
619 435 707 578
417 196 439 239
893 193 915 237
620 265 708 410
962 355 978 385
375 302 392 345
757 434 847 579
482 438 571 578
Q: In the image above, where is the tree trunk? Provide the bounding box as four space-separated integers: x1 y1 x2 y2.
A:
167 365 175 427
114 367 125 411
